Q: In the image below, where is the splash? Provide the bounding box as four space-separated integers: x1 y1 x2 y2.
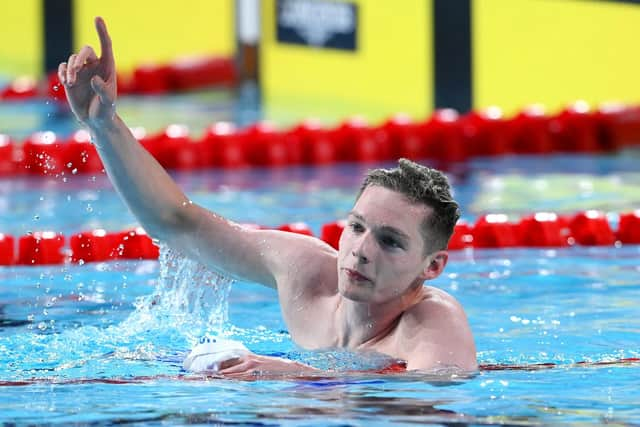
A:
1 244 235 380
119 244 234 343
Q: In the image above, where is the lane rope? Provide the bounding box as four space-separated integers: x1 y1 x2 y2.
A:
1 210 639 266
1 102 640 178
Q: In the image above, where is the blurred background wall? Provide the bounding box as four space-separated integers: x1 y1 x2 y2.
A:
1 0 639 123
0 0 234 80
472 0 640 115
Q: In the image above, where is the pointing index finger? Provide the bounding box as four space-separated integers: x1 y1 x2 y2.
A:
94 16 113 63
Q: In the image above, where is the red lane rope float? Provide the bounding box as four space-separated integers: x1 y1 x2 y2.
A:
0 233 15 265
0 210 639 266
0 56 236 102
69 228 159 264
0 130 104 177
2 102 640 178
17 231 66 265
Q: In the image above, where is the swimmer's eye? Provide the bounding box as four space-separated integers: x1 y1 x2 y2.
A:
379 234 405 251
349 222 365 234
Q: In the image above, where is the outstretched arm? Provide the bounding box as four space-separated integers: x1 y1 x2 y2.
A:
218 353 319 380
59 18 336 288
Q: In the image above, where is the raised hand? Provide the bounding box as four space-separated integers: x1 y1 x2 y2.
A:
58 17 116 126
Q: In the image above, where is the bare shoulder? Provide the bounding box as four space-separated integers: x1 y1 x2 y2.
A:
397 286 477 371
255 229 338 295
400 286 467 324
258 230 339 346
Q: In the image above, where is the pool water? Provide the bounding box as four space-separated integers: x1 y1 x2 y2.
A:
1 93 640 425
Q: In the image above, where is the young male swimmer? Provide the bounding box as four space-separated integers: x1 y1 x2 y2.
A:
58 17 477 376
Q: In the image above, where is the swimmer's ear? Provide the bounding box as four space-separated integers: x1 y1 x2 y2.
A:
420 251 448 280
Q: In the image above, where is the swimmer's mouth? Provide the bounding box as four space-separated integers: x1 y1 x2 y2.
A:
343 268 371 282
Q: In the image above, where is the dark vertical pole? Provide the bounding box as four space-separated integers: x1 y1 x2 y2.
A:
43 0 73 74
433 0 472 113
234 0 262 126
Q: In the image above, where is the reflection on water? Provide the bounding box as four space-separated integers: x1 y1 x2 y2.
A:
233 392 471 426
0 85 260 141
0 305 31 328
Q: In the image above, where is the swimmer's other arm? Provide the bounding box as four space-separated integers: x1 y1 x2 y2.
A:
218 353 319 380
59 17 335 288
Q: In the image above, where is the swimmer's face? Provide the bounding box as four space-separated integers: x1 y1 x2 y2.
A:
337 185 447 303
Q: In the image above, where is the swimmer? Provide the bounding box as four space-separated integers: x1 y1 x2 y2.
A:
58 17 477 376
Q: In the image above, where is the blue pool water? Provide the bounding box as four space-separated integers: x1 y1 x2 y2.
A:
1 93 640 425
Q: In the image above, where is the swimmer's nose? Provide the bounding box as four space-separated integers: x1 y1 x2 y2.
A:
352 249 369 263
351 233 372 264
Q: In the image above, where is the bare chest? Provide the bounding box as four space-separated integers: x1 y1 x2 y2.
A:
280 295 338 348
281 294 407 361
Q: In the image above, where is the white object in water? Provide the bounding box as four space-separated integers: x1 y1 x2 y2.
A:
183 336 250 372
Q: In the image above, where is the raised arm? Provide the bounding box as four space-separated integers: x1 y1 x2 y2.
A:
58 17 335 288
59 18 193 241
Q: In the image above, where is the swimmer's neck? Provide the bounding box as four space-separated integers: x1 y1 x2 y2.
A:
335 284 424 348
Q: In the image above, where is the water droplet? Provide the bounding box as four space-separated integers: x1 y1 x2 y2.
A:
53 84 60 92
85 204 93 213
33 215 40 221
37 322 47 330
72 168 78 175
